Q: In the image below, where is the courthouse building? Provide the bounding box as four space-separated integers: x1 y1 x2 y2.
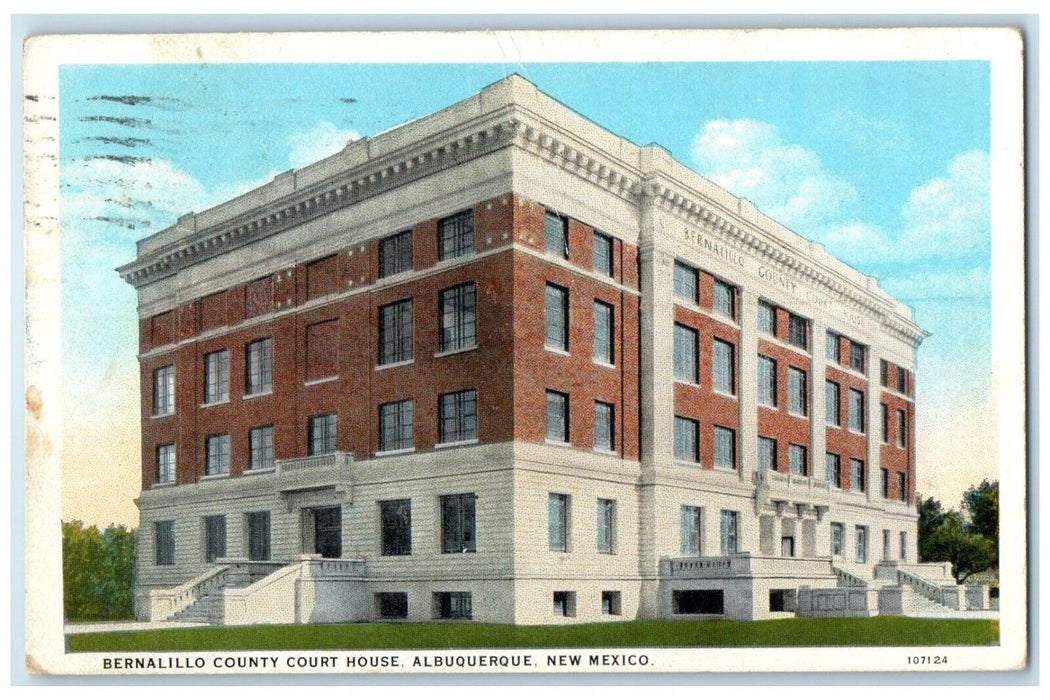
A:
119 76 941 625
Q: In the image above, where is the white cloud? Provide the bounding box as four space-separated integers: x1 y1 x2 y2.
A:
690 119 857 233
690 120 990 267
286 121 361 169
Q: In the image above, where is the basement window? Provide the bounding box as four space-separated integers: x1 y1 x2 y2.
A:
672 589 724 615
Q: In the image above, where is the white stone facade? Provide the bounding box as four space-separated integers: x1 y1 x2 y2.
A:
122 75 931 625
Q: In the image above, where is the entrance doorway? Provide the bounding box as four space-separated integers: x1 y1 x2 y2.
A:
313 506 342 559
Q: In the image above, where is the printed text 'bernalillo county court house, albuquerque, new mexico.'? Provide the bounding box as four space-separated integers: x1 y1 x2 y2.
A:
117 75 990 626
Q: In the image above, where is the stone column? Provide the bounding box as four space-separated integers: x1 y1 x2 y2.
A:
865 347 881 504
809 320 827 483
636 163 676 618
738 290 759 485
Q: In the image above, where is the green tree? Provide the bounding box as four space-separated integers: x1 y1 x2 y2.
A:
917 496 947 563
963 480 999 567
926 512 995 584
62 520 136 621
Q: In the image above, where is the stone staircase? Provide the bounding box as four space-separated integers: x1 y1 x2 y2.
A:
901 586 956 616
169 588 225 624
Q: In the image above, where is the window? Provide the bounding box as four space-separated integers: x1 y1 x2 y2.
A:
438 209 473 260
757 300 777 335
674 416 699 464
897 409 908 448
713 338 736 395
898 472 907 502
881 468 890 499
881 403 889 443
714 426 736 470
825 381 840 426
830 522 844 557
438 282 476 353
594 401 615 453
438 390 477 444
757 355 777 407
826 331 840 363
596 498 616 553
156 444 176 484
788 366 807 416
205 434 230 476
544 209 569 258
593 301 614 365
248 425 274 471
434 592 472 619
758 436 777 471
376 592 408 619
553 591 576 617
545 390 570 443
788 313 809 350
152 364 175 415
378 299 413 365
379 399 414 452
781 536 796 557
850 458 866 493
900 531 908 561
247 510 271 561
769 589 797 612
849 340 866 372
441 493 476 554
673 590 724 615
548 493 570 551
544 284 569 351
380 499 412 556
880 359 890 387
789 444 808 476
245 337 273 396
680 506 702 556
883 529 893 561
825 453 842 488
673 261 698 303
673 323 698 384
379 230 413 278
713 279 736 319
897 367 909 394
308 413 337 455
720 510 739 555
602 591 622 615
593 232 613 276
849 388 865 432
203 350 230 404
204 515 226 564
855 526 868 563
154 521 175 566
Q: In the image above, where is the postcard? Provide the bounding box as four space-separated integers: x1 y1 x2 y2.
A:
21 26 1026 676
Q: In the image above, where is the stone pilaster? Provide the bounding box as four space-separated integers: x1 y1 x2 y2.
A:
809 320 827 483
738 290 759 485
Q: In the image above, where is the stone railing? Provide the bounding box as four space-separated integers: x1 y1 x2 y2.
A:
899 561 954 582
148 565 230 622
898 567 961 610
833 566 868 588
222 555 369 626
276 450 353 475
663 553 834 579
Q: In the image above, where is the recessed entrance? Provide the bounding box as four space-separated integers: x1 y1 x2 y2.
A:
312 506 342 558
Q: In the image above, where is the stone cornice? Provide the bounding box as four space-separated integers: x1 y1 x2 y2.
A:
642 178 928 347
118 81 927 349
117 110 523 288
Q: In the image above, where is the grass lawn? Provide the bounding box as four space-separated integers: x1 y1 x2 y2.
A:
67 617 998 652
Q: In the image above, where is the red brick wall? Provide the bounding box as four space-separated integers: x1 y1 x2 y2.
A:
511 254 640 459
756 337 812 474
673 303 740 469
825 364 869 491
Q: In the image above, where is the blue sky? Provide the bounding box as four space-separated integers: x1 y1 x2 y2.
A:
58 61 991 526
